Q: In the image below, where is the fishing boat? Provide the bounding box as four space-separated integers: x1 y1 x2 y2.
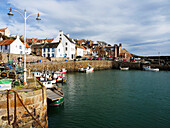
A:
120 67 129 71
56 74 66 83
46 86 64 106
61 68 67 74
143 66 159 72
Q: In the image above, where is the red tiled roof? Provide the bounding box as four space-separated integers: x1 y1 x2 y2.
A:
0 39 29 48
0 28 7 31
22 43 30 48
0 39 14 45
77 40 85 44
80 46 86 49
46 39 54 42
27 38 38 42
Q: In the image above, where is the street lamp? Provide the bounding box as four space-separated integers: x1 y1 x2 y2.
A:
8 8 41 85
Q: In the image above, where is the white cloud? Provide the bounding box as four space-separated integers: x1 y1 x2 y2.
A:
0 0 170 55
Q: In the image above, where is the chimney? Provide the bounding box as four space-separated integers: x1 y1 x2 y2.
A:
16 33 19 39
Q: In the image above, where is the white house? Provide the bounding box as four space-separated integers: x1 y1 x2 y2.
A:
0 27 10 37
76 46 84 57
0 34 31 55
51 30 76 60
42 43 60 57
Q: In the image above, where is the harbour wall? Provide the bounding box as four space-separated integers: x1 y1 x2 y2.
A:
28 60 170 72
0 88 48 128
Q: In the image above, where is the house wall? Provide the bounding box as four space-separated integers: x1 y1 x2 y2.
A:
0 28 10 37
56 43 64 57
10 36 25 54
52 30 75 60
42 48 56 57
77 48 83 57
0 45 10 53
5 28 10 37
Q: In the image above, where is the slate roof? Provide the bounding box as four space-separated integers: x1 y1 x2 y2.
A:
43 42 60 48
64 34 75 44
31 43 44 48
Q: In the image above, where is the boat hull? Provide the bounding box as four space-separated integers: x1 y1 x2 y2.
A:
47 97 64 106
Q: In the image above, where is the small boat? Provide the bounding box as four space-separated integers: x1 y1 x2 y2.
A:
0 78 13 91
32 72 42 78
61 68 67 74
78 66 94 73
41 81 54 88
143 66 159 72
120 67 129 71
46 86 64 106
56 75 66 83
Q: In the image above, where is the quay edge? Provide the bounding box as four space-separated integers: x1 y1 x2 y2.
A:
29 61 170 72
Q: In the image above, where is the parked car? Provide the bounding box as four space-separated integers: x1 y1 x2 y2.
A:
82 57 88 60
100 57 105 60
92 57 97 60
88 57 92 60
107 57 113 60
96 57 101 60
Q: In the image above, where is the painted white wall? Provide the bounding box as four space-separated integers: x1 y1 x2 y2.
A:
42 47 56 57
0 27 10 37
10 34 25 54
77 47 84 57
56 43 64 57
52 30 76 60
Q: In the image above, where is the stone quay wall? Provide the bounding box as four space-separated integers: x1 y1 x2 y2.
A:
29 60 114 72
28 60 170 72
0 88 48 128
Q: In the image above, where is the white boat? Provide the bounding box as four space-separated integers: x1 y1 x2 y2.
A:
120 67 129 71
41 81 54 88
143 66 159 72
78 66 94 73
85 66 94 72
32 72 42 77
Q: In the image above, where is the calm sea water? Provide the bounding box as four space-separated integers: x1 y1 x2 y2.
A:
48 70 170 128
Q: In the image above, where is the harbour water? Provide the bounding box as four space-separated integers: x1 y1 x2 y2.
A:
48 70 170 128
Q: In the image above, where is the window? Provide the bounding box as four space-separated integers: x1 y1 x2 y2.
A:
52 48 55 52
60 38 62 40
65 47 67 51
20 51 22 54
19 45 22 49
60 34 62 36
58 49 60 52
52 53 54 57
43 48 46 52
5 45 8 50
48 48 50 52
65 42 67 45
43 54 46 57
1 46 2 50
48 54 50 57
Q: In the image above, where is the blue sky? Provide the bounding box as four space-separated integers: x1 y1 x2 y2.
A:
0 0 170 56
